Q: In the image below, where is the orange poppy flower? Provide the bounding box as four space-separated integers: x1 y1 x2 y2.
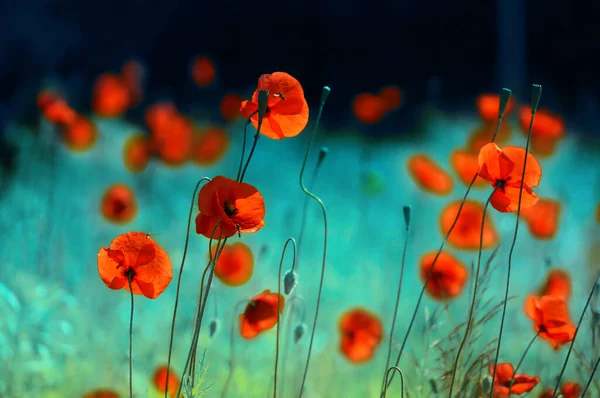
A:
92 73 131 117
519 106 565 140
440 200 498 250
520 198 561 239
377 85 403 112
37 90 77 126
152 115 194 166
524 294 575 350
538 268 571 301
195 176 265 239
191 56 216 87
152 365 179 397
475 93 515 122
97 232 173 299
121 60 144 105
212 242 254 286
123 134 150 173
477 143 542 213
488 363 540 396
419 251 468 300
191 126 229 166
145 102 179 136
62 115 97 152
352 92 387 124
240 72 309 139
468 122 512 154
239 289 284 339
538 382 581 398
83 389 120 398
450 149 488 187
408 154 454 195
101 184 137 224
220 93 243 122
339 308 383 363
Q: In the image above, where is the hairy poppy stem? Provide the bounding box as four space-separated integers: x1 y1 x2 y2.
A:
382 366 404 398
274 238 297 398
490 84 542 398
236 110 258 182
298 86 331 398
164 177 211 398
380 206 411 393
552 278 600 397
221 299 250 398
384 89 511 393
128 275 134 398
448 190 495 396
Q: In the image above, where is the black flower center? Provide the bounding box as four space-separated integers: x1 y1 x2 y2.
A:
223 199 238 218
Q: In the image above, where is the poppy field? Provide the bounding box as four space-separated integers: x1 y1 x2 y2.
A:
0 62 599 398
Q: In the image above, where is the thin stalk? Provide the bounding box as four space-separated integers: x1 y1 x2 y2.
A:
512 332 539 377
128 275 134 398
490 84 542 396
552 279 600 397
582 352 600 396
236 111 258 182
298 86 331 397
274 238 297 398
382 366 404 398
221 300 250 398
164 177 211 398
239 91 267 183
448 190 495 395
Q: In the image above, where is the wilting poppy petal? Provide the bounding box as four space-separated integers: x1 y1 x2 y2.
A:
352 93 387 124
420 251 468 300
475 93 515 122
450 150 488 187
408 154 454 195
440 200 498 250
123 134 150 173
468 122 512 154
220 93 243 122
339 308 383 363
97 232 173 299
378 85 403 112
101 184 137 224
83 389 121 398
62 116 97 152
213 242 254 287
520 198 561 239
519 106 565 140
239 290 284 339
153 365 179 397
92 73 131 117
191 126 229 166
191 56 216 87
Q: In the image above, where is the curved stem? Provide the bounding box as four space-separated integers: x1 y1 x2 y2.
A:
236 111 258 182
490 85 541 397
382 366 404 398
382 175 476 394
280 294 306 398
512 332 539 378
164 177 211 398
380 223 410 393
221 300 250 398
582 351 600 397
128 276 134 398
239 107 264 183
552 279 599 397
274 238 297 398
298 87 330 397
448 190 495 396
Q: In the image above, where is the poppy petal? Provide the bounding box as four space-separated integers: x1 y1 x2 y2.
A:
501 185 539 211
477 143 515 182
135 244 156 267
502 146 542 187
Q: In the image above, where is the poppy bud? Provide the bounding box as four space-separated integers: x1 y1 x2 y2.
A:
321 86 331 104
209 318 220 338
402 205 411 229
257 89 269 127
498 88 512 117
294 323 307 343
317 146 328 166
283 270 298 295
481 376 491 394
531 84 542 111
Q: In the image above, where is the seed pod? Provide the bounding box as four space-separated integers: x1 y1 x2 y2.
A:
209 319 220 338
283 270 298 295
294 323 307 343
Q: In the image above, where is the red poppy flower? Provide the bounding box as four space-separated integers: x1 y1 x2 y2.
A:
408 154 454 195
450 149 488 188
191 56 216 87
37 90 77 126
123 134 150 173
477 143 542 212
97 232 173 299
538 381 581 398
524 294 575 350
240 72 309 139
195 176 265 239
101 184 137 224
468 122 512 154
239 289 284 339
489 363 540 396
520 198 561 239
92 73 132 117
420 251 468 300
538 268 571 301
212 242 254 286
353 92 387 124
476 93 515 122
191 126 229 166
440 200 499 250
377 85 403 112
220 93 243 122
339 308 383 363
62 115 97 152
152 365 179 397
